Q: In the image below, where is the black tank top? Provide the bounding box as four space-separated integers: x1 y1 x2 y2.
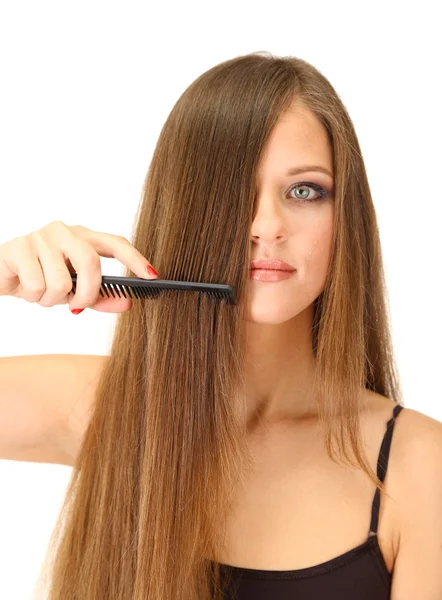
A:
212 403 404 600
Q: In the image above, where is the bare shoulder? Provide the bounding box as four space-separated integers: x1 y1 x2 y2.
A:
384 398 442 499
364 389 442 466
380 401 442 595
385 400 442 459
391 405 442 480
364 390 442 566
364 389 440 428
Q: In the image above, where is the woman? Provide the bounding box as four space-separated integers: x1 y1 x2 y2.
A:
33 51 442 600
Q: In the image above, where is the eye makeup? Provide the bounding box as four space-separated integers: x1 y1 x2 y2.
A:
286 181 331 203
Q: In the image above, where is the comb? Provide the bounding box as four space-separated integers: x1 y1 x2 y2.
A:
70 274 236 305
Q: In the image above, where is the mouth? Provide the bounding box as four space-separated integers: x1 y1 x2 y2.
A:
249 259 295 272
249 269 296 282
250 268 295 272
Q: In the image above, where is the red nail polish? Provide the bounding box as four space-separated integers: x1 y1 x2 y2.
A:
70 308 84 315
146 265 158 277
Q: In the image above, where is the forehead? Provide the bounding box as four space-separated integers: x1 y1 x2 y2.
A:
258 104 333 177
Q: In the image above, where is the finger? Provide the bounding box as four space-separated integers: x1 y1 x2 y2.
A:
30 235 79 307
69 226 158 280
37 226 105 310
88 294 133 313
5 237 46 302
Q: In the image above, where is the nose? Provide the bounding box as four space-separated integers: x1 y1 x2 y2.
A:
251 213 288 244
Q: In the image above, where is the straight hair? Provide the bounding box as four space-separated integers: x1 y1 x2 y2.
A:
33 51 404 600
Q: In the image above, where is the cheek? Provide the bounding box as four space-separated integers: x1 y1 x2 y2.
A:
305 222 333 263
302 222 334 287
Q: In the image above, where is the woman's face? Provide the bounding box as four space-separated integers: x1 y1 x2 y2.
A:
246 102 335 325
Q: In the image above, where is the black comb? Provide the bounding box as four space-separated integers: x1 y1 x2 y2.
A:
70 274 236 305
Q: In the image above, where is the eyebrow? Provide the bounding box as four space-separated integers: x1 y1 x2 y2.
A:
285 165 334 179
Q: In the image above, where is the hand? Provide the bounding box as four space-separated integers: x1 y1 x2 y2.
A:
0 220 158 313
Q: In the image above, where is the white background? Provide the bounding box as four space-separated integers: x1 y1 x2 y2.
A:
0 1 441 598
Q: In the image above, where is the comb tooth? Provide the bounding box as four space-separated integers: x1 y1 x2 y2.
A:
71 275 235 305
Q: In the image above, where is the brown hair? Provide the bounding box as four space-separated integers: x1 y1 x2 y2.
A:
33 51 404 600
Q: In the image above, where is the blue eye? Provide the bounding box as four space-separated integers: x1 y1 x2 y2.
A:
287 182 330 203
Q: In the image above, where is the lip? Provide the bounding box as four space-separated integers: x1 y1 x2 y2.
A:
249 258 295 271
249 269 295 282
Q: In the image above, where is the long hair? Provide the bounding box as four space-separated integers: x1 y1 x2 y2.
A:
33 51 404 600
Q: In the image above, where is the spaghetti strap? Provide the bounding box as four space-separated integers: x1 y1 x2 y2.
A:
368 403 404 537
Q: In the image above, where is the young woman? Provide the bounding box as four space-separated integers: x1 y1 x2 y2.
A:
1 51 441 600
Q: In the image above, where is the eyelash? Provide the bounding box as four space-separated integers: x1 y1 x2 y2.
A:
286 181 330 203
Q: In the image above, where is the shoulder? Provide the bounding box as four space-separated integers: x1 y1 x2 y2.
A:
385 405 442 597
372 396 442 490
394 406 442 511
364 390 442 453
392 405 442 463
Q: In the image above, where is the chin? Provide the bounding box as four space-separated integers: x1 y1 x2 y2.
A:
243 311 299 325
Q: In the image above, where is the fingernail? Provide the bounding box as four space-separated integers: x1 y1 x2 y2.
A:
70 308 85 315
146 265 158 277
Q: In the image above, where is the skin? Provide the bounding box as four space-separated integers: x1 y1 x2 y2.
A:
242 99 335 430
